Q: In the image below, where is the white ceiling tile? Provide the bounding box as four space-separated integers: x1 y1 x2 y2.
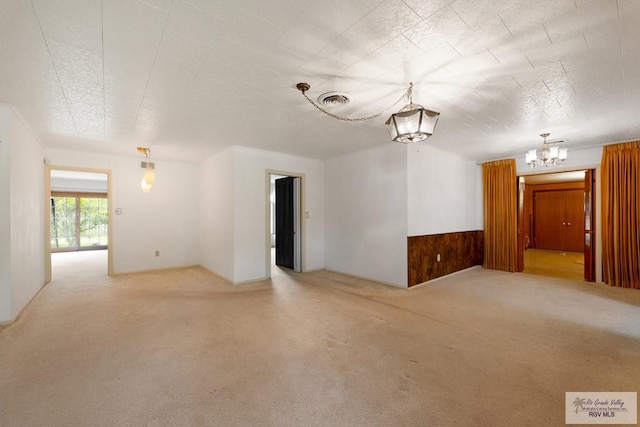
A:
306 0 372 38
203 40 303 83
398 0 452 20
297 52 351 81
48 39 102 88
167 0 227 46
618 0 640 14
238 0 312 29
450 0 521 27
448 16 512 56
582 24 620 52
32 0 102 52
339 35 424 83
574 0 618 24
400 44 462 81
500 0 576 29
139 0 174 13
179 0 240 17
403 6 468 53
104 0 168 35
222 11 284 49
158 29 212 66
147 54 199 88
278 0 371 61
104 96 139 128
277 20 334 61
446 50 501 85
321 0 422 67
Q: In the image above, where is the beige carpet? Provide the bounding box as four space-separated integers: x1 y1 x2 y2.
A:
1 256 639 426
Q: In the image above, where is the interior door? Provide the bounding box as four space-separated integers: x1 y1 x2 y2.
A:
534 191 565 250
584 169 595 281
517 177 525 272
564 189 585 252
275 177 295 269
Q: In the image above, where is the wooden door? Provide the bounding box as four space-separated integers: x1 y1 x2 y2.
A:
584 170 595 281
564 189 585 252
517 177 525 272
534 191 566 250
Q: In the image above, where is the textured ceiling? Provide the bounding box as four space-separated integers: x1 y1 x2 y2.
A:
1 0 639 162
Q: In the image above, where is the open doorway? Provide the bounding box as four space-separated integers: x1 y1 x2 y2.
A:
519 170 595 281
45 167 113 282
266 171 303 276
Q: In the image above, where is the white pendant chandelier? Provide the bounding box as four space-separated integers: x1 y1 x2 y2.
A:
296 82 439 143
525 133 568 168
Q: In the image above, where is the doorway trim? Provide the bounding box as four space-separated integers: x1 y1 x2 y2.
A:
44 165 113 283
265 169 305 277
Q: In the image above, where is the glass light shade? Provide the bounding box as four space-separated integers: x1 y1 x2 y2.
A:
558 147 568 160
143 166 155 185
386 104 440 143
549 145 559 159
541 145 551 161
141 178 152 192
525 149 537 164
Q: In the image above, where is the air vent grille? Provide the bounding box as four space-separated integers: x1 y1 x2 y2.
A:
317 92 350 106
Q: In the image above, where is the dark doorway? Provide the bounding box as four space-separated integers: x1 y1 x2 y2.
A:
275 176 295 269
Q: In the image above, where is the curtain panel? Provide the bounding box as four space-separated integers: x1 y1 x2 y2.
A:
482 159 518 272
602 141 640 289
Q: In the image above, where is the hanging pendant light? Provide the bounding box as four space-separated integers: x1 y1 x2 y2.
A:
385 82 440 143
137 146 155 192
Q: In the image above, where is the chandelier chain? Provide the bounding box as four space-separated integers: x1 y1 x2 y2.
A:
299 83 412 122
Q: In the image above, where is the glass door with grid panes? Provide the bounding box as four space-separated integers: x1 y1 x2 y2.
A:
50 193 108 252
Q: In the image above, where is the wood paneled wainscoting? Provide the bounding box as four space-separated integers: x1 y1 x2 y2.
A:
408 231 484 287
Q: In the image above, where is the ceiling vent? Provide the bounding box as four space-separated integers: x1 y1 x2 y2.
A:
317 92 350 107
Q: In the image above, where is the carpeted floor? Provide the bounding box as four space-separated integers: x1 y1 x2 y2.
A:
1 254 639 426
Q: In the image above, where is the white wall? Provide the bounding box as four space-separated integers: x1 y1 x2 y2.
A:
9 109 45 319
325 144 408 287
0 105 45 322
200 147 234 281
0 105 13 321
232 146 324 283
407 144 483 235
45 148 200 274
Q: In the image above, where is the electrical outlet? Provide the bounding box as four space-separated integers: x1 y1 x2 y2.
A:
155 250 160 257
437 253 441 262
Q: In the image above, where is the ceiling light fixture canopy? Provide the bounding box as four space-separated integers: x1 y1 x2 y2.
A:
296 81 440 143
137 146 155 192
525 133 568 168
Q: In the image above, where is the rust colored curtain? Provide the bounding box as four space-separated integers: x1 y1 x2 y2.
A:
601 141 640 289
482 159 518 272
